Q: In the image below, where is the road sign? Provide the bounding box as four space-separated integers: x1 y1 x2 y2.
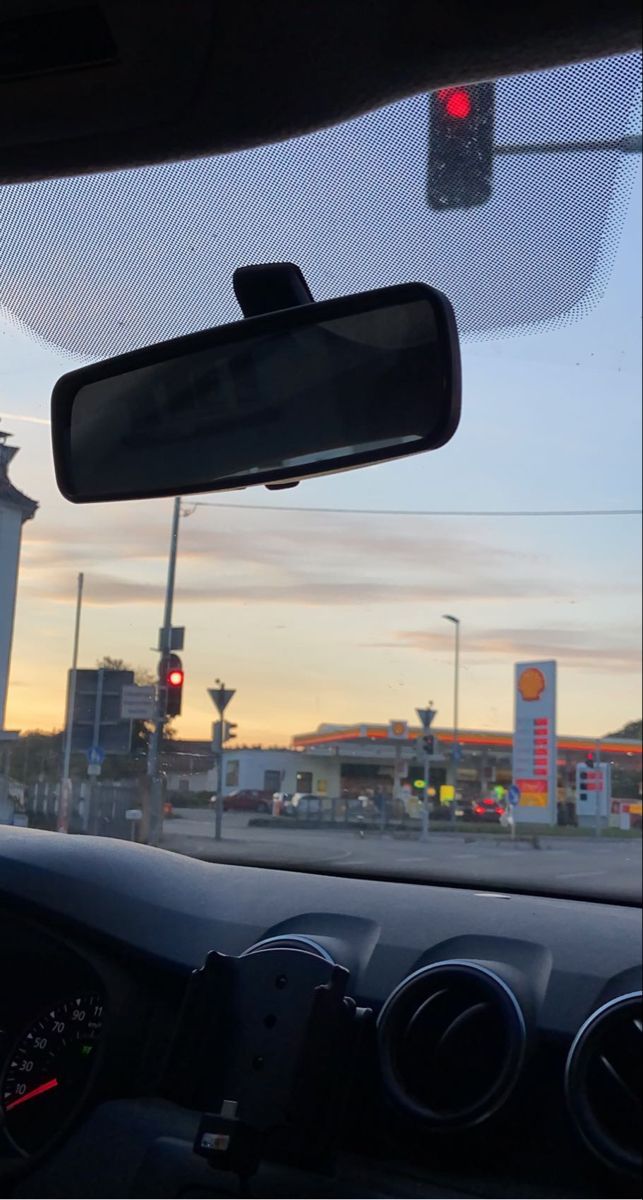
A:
125 808 143 821
508 784 521 807
86 745 105 766
87 764 102 777
208 686 235 716
416 707 437 729
121 684 156 721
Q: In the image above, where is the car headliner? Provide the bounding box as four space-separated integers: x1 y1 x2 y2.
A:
2 0 641 185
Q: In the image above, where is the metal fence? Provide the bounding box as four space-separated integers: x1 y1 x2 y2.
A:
20 780 146 841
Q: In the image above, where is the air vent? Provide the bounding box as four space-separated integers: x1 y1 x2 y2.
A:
377 960 526 1128
242 935 335 963
565 991 642 1176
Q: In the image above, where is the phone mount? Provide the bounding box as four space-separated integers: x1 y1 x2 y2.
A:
164 945 371 1183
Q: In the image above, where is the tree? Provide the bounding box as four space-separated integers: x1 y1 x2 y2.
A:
607 719 642 741
8 730 64 785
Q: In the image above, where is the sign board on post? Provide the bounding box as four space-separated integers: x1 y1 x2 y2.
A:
575 763 610 826
512 661 557 824
121 685 156 721
67 669 135 754
158 626 184 652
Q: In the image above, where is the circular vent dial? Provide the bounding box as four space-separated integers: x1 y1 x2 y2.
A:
377 960 526 1128
565 990 642 1176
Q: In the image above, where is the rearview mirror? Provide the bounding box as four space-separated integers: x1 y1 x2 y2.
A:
51 282 460 503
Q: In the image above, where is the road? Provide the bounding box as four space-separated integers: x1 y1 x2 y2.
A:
162 808 642 901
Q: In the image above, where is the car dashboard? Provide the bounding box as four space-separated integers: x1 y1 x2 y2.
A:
0 827 640 1199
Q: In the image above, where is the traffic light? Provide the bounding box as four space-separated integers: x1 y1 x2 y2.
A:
213 720 237 750
422 734 435 757
164 653 184 717
585 751 596 768
428 82 495 211
578 769 589 805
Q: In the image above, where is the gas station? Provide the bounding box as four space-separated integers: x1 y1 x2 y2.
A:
291 720 642 816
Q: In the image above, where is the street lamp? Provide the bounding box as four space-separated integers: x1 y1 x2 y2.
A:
442 615 461 801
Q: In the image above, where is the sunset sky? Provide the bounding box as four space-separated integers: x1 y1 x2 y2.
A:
1 66 641 747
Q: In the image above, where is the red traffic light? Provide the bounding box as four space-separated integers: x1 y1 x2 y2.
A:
163 653 184 717
437 87 473 120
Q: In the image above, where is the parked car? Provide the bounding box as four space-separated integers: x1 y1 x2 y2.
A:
216 789 272 813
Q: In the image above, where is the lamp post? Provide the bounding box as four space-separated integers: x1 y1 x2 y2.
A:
442 615 461 810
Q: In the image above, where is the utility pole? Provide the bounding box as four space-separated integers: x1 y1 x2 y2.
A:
147 497 181 844
60 572 84 833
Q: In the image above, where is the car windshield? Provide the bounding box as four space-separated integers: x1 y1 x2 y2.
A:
1 52 641 901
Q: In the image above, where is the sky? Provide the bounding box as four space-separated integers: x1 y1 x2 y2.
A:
1 59 641 746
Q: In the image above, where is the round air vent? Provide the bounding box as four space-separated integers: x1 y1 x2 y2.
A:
242 934 335 963
565 991 642 1176
377 960 526 1128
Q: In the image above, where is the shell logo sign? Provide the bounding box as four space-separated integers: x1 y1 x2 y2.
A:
518 666 546 702
388 720 408 739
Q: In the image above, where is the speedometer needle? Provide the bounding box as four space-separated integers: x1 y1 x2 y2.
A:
5 1078 59 1111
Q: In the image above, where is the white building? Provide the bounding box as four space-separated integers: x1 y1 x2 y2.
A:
0 427 38 730
166 747 343 799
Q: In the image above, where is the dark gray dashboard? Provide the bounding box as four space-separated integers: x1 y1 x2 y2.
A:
0 827 640 1199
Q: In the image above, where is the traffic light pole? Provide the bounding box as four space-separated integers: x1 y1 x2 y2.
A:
147 496 182 844
213 722 224 843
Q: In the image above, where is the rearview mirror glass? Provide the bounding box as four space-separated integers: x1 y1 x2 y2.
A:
51 282 460 503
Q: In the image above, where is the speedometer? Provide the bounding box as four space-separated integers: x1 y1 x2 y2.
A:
1 994 104 1155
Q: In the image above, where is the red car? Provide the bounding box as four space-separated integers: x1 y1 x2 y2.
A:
471 797 504 823
220 790 272 813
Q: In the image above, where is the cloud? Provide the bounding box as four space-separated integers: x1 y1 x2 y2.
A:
24 572 548 607
0 411 50 427
19 508 640 612
381 626 643 673
18 510 572 607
